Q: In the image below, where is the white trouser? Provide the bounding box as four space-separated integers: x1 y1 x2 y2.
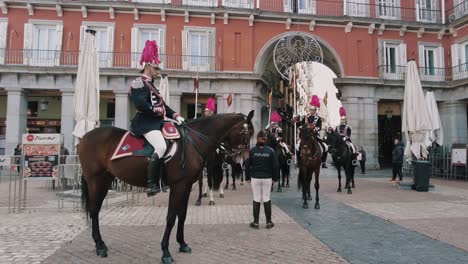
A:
144 130 167 157
279 142 290 154
251 178 272 203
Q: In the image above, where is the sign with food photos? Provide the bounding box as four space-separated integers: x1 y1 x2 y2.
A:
22 134 61 178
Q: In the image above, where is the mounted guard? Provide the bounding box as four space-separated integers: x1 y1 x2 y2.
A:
129 40 185 197
267 111 290 155
204 97 216 117
336 106 357 155
303 95 328 168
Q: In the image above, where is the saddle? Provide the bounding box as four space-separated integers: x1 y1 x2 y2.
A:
110 122 180 161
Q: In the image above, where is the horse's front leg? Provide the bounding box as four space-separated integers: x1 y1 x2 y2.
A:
195 175 202 206
232 169 237 190
224 169 229 190
161 209 177 264
314 170 320 209
176 207 191 254
336 165 342 193
345 165 352 195
277 168 283 192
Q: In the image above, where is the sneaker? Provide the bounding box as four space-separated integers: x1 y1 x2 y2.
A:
266 222 275 229
250 222 259 229
389 179 396 182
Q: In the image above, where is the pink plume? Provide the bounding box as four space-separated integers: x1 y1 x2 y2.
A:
339 107 347 117
271 111 282 122
205 97 216 112
309 95 320 108
140 40 161 66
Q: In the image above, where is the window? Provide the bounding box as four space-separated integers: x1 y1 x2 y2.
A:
418 44 444 81
377 0 399 19
131 25 165 68
0 20 7 64
80 23 114 68
416 0 438 23
380 40 406 80
284 0 316 14
454 0 468 19
132 0 171 3
222 0 253 9
23 21 63 66
347 0 370 17
451 41 468 80
182 27 215 72
182 0 217 7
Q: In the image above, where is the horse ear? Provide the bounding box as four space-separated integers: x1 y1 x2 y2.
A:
247 110 254 122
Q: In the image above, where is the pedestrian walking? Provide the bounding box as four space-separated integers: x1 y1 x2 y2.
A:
245 130 279 229
358 146 366 174
391 138 404 183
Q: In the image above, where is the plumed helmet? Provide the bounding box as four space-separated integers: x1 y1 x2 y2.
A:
205 97 216 112
309 95 320 110
270 111 282 123
140 40 161 72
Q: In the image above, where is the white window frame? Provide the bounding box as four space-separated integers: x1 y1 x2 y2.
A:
182 0 218 7
0 18 8 65
81 22 114 68
222 0 254 9
24 19 63 67
454 0 468 19
132 0 171 3
347 0 370 17
416 0 439 23
418 42 444 81
451 38 468 80
379 40 406 80
182 26 215 72
283 0 316 14
376 0 400 20
131 24 166 69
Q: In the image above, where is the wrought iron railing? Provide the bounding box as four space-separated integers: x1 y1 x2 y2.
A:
446 0 468 22
2 49 218 72
378 65 464 82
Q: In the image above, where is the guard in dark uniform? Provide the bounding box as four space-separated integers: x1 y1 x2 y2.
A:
303 95 328 168
336 106 356 154
130 40 185 197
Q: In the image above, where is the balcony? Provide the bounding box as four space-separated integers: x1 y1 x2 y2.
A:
2 49 218 73
447 0 468 22
378 65 466 82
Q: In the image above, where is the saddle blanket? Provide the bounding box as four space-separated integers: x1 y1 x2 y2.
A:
111 123 180 161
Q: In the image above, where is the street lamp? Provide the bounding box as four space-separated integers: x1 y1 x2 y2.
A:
40 98 49 112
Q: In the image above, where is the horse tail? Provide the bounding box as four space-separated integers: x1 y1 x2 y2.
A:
233 163 242 179
81 175 90 221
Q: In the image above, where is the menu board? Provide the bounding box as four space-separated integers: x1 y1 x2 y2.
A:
22 134 62 179
451 144 467 166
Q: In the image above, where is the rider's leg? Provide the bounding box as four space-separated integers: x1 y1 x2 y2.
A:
144 130 167 197
317 140 328 168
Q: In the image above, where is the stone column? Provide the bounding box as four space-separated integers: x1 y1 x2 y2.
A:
362 98 380 169
169 92 182 114
216 94 226 114
114 92 130 130
5 89 28 155
439 101 468 145
60 91 75 152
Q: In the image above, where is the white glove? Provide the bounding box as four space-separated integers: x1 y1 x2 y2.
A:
175 116 185 125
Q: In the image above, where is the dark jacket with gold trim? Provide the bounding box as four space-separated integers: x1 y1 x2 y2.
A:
129 76 178 136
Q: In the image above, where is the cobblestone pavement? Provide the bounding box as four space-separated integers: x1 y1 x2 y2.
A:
1 167 468 263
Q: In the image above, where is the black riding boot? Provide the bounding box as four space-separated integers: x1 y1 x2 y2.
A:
264 200 274 229
321 152 328 168
250 201 260 229
147 153 162 197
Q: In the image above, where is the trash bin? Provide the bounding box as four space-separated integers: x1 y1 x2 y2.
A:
412 160 431 192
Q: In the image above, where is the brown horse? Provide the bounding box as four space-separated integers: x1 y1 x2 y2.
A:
78 112 254 264
297 126 322 209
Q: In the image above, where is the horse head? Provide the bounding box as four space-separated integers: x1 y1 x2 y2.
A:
299 126 317 146
223 110 255 155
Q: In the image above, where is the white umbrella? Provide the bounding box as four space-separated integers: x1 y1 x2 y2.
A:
72 29 100 146
424 91 443 146
402 60 433 159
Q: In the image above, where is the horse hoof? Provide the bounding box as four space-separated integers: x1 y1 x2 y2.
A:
232 186 237 191
161 256 174 264
179 245 192 254
96 248 108 258
209 201 215 206
303 204 308 209
195 200 201 206
337 188 342 193
314 204 320 210
347 190 352 194
307 196 312 201
224 186 228 190
277 188 282 192
220 194 224 198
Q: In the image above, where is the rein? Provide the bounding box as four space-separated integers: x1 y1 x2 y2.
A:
178 124 217 169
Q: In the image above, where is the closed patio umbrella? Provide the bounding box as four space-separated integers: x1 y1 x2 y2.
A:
402 60 433 159
424 91 443 146
72 29 100 146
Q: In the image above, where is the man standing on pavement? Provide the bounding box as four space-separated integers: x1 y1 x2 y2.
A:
245 130 279 230
391 138 404 183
